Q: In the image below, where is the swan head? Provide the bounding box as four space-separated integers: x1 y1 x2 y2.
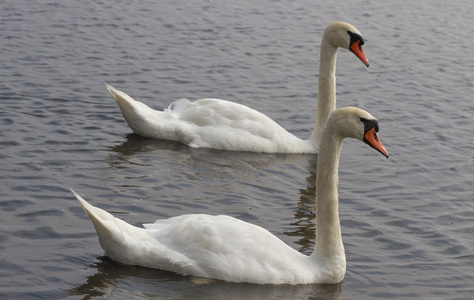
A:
324 22 370 67
327 107 389 158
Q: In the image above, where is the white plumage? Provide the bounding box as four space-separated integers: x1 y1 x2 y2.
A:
72 107 389 284
107 22 369 153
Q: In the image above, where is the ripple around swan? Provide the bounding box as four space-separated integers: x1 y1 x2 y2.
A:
1 0 473 299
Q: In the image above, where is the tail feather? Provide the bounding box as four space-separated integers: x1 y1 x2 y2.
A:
71 188 126 244
105 82 133 102
105 83 165 138
105 82 136 113
72 188 158 266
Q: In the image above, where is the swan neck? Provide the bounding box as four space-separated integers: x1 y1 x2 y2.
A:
313 126 344 258
311 39 338 143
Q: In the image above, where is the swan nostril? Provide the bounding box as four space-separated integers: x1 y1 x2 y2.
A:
373 131 378 141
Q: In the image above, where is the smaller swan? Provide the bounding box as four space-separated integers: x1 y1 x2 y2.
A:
71 107 389 285
107 22 369 153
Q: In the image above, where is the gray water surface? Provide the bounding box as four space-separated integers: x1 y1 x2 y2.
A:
1 0 473 299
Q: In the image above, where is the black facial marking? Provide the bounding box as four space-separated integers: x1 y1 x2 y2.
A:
347 31 365 51
359 117 380 150
359 117 379 134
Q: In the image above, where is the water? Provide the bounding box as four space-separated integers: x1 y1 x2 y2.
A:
1 0 473 299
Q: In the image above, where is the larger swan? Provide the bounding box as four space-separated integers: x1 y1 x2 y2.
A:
71 107 389 285
106 22 369 153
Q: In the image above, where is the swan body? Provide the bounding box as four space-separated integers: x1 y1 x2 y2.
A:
107 22 369 153
72 107 389 284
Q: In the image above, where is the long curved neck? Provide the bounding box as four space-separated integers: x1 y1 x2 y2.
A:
312 125 344 258
310 38 338 144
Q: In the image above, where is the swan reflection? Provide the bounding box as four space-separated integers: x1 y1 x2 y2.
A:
69 256 343 300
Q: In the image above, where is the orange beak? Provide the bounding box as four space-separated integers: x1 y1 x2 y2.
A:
364 127 389 158
350 40 370 67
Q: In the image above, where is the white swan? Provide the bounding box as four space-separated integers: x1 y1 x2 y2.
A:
106 22 369 153
71 107 389 284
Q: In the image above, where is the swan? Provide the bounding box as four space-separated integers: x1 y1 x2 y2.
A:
71 107 389 284
106 22 369 153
